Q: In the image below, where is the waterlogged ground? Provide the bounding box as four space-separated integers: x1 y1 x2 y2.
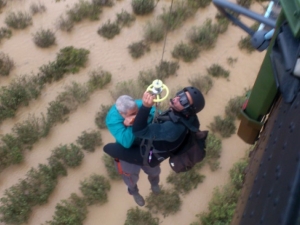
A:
0 0 266 224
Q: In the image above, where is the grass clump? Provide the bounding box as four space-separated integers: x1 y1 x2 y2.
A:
56 15 74 32
128 40 150 58
189 19 219 50
76 130 102 152
79 174 111 205
33 28 56 48
209 116 236 138
95 104 113 129
188 75 213 94
145 187 182 217
66 0 102 22
215 13 230 34
45 193 87 225
110 79 144 100
193 159 248 225
160 1 193 31
225 95 247 119
0 52 14 76
131 0 155 15
102 154 122 180
116 10 136 27
167 168 205 195
5 11 32 29
227 57 238 67
172 42 200 62
143 19 165 43
30 2 46 15
207 63 230 78
187 0 211 8
238 23 259 53
155 60 179 80
202 133 222 171
97 20 120 39
51 144 84 168
87 68 112 92
125 207 160 225
0 27 12 43
92 0 114 7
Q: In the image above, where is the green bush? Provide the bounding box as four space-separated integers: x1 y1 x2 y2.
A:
143 19 165 43
67 0 102 22
45 193 87 225
38 62 65 83
76 130 102 152
189 19 219 50
238 35 255 53
102 154 122 180
145 187 182 217
52 144 84 168
87 68 112 92
229 159 248 189
209 116 236 138
131 0 155 15
160 1 193 31
203 133 222 171
56 15 74 32
110 79 145 100
207 63 230 78
188 75 213 94
128 40 150 58
227 57 238 67
167 169 205 194
0 27 12 43
172 42 200 62
95 104 113 129
30 2 46 15
116 10 135 27
92 0 114 7
155 60 179 80
79 174 111 205
46 100 70 124
5 11 32 29
125 207 160 225
225 95 246 119
215 13 230 34
187 0 211 8
33 28 56 48
0 52 14 76
237 0 252 8
97 20 120 39
137 69 157 88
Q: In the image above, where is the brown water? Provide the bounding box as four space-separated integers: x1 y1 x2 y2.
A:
0 0 266 224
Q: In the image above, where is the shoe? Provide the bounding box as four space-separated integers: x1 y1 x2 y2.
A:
133 193 145 206
151 185 160 194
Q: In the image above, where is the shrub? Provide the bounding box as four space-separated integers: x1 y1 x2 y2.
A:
160 1 193 31
0 27 12 43
188 75 213 94
30 2 46 15
12 115 44 150
229 159 248 189
225 95 247 119
155 60 179 80
189 19 219 50
238 35 255 53
143 19 165 43
56 15 74 32
167 169 205 194
5 11 32 29
131 0 155 15
52 144 84 168
237 0 252 8
33 28 56 48
95 104 113 129
110 79 145 100
227 57 238 67
45 193 87 225
79 174 111 205
0 52 14 76
203 133 222 171
207 63 230 78
76 130 102 152
92 0 114 7
87 68 112 92
215 13 230 34
187 0 211 8
38 62 65 83
128 40 150 58
46 100 70 124
116 10 135 27
67 0 101 22
97 20 120 39
172 42 200 62
102 154 122 180
145 187 182 217
137 69 157 88
209 116 236 138
125 207 160 225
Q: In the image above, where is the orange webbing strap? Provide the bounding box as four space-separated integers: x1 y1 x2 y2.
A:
114 158 130 176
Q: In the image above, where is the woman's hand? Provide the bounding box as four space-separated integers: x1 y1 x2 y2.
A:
142 91 155 108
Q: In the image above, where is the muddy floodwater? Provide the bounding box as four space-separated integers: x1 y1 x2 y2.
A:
0 0 266 224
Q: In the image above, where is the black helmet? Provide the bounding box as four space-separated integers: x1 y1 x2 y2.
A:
179 86 205 115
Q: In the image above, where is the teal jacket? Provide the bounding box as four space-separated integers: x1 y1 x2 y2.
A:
106 99 156 148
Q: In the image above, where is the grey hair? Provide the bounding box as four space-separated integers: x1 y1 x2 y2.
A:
116 95 137 114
